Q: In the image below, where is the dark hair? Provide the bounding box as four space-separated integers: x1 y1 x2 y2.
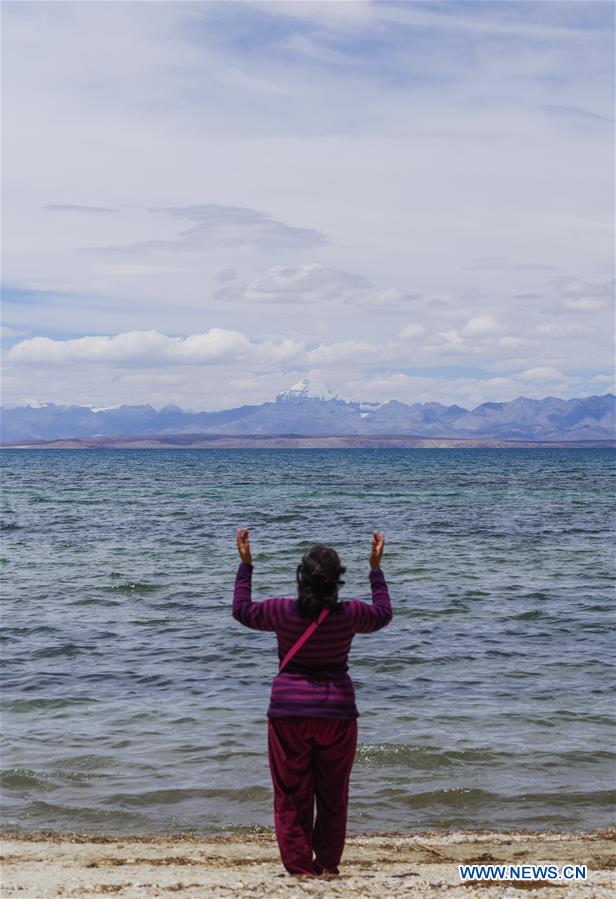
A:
296 544 346 620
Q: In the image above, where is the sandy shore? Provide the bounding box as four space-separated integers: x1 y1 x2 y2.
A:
1 830 614 898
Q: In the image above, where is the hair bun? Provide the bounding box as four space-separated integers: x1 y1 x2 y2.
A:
296 544 346 620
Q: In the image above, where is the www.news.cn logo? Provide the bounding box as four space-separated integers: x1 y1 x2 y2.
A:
459 864 588 882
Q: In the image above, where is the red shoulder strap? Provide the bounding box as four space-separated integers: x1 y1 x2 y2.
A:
278 607 330 674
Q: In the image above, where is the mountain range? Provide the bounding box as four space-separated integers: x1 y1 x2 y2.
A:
2 380 615 443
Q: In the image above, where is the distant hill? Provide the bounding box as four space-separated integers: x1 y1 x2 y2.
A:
1 380 614 443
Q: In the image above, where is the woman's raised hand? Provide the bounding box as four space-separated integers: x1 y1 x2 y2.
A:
369 531 385 571
236 528 253 565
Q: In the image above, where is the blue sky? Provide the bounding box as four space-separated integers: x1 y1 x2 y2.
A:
1 0 614 410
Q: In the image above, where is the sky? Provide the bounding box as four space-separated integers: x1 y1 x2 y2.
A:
1 0 614 411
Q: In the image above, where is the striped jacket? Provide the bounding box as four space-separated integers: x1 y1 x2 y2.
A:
232 562 392 719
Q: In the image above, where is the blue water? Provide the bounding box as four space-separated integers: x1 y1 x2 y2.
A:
1 448 614 834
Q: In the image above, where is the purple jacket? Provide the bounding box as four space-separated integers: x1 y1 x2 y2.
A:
233 562 392 719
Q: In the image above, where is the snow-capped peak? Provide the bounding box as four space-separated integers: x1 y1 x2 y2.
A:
359 400 384 412
275 378 337 403
6 399 51 409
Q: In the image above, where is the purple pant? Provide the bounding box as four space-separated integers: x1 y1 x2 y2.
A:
267 717 358 875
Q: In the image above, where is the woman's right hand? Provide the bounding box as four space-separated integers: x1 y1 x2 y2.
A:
369 531 385 570
236 528 253 565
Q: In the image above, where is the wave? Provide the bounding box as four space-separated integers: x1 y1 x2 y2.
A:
104 582 161 594
356 744 501 768
1 767 101 790
356 743 616 770
31 642 85 659
372 785 616 812
101 786 271 808
4 697 100 712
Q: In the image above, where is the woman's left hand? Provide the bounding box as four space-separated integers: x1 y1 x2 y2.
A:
236 528 253 564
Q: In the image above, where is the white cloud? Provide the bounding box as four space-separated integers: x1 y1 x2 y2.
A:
251 1 375 30
261 0 604 41
498 336 528 348
557 278 614 313
86 205 327 256
217 263 367 303
438 329 465 347
284 32 352 66
216 67 291 96
400 323 425 339
9 329 256 366
307 339 374 363
518 366 565 382
352 287 415 309
0 325 30 339
255 338 305 364
591 373 615 384
564 296 606 312
341 369 611 410
6 329 375 370
376 3 605 41
540 105 613 123
536 321 588 336
462 315 501 336
216 263 417 308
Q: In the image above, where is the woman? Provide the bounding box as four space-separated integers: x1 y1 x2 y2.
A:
233 528 392 877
